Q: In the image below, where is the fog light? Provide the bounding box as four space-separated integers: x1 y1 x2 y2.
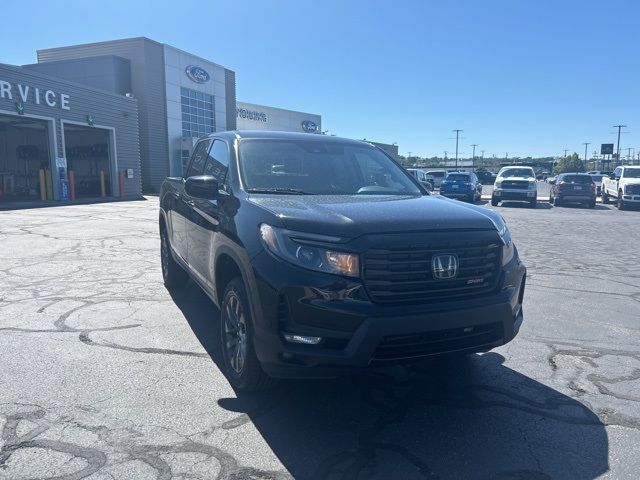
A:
284 334 322 345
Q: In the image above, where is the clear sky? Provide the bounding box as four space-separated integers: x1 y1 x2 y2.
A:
2 0 638 159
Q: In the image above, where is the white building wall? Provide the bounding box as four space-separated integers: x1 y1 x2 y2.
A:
164 45 228 176
236 101 321 134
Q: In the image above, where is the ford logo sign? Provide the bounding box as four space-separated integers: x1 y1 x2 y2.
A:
301 120 318 133
185 65 210 84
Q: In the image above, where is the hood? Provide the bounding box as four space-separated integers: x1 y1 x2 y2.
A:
247 194 499 238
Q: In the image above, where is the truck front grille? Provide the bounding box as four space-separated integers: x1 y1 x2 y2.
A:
363 233 502 304
501 180 528 189
626 184 640 195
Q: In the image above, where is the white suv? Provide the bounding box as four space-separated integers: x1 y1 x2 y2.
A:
491 166 537 208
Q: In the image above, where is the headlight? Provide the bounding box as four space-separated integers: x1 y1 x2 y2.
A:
489 215 515 266
494 179 502 188
260 224 359 277
501 229 515 266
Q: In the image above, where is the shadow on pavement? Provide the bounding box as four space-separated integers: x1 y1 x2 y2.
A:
170 281 609 480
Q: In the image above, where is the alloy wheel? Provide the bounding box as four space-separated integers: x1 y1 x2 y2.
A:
224 292 247 374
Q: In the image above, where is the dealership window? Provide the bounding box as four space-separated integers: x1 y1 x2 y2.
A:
181 87 215 139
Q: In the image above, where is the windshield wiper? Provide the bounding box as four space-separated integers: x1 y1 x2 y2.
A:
246 187 315 195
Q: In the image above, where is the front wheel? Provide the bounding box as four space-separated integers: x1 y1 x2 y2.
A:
491 196 499 206
530 198 537 208
617 192 625 210
220 277 274 391
602 189 609 204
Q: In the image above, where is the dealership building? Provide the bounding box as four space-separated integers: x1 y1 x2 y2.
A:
0 37 341 206
236 101 321 134
0 62 140 203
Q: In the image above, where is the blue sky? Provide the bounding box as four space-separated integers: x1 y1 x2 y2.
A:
2 0 638 158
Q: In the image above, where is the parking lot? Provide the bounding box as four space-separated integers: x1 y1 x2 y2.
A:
1 197 639 479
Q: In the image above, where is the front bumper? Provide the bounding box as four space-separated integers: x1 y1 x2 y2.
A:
249 250 526 378
493 188 536 201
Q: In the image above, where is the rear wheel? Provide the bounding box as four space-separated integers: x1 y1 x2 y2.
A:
530 198 537 208
588 200 596 209
554 197 562 207
160 228 189 288
220 277 274 391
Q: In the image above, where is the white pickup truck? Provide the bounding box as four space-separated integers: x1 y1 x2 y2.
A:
602 166 640 209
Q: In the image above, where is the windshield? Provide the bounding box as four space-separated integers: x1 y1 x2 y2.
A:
427 171 445 177
500 168 534 178
590 175 604 181
445 174 471 182
239 139 422 195
625 168 640 178
562 175 593 184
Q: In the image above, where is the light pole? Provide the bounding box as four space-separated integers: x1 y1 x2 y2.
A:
613 124 626 166
452 129 463 168
583 142 590 167
471 144 478 168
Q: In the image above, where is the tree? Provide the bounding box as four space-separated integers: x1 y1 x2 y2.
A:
554 153 585 175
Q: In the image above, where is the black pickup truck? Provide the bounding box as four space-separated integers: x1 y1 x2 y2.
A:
159 131 526 390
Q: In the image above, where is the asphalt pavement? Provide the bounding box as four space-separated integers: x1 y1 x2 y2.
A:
1 197 639 479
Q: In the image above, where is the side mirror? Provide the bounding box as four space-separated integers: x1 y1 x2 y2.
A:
185 175 219 200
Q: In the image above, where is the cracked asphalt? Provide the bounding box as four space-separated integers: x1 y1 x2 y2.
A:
1 197 639 479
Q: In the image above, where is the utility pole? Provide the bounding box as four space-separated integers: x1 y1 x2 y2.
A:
583 142 590 166
613 124 626 166
452 129 463 168
626 147 633 164
563 149 569 158
471 144 478 168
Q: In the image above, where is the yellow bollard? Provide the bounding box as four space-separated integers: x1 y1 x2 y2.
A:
100 171 106 197
45 170 53 200
39 169 47 200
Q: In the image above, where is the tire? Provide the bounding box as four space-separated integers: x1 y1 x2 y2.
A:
530 198 537 208
602 189 609 204
220 277 274 391
160 228 189 288
554 197 562 207
617 191 625 210
588 200 596 209
491 196 499 207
